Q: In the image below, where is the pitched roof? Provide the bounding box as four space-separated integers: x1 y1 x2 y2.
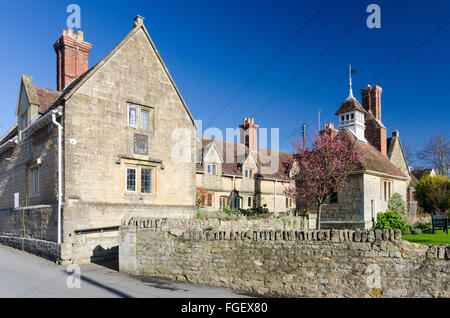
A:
409 173 419 187
46 20 196 128
335 97 367 115
411 168 434 180
196 137 291 180
35 86 62 114
340 129 407 178
0 124 18 147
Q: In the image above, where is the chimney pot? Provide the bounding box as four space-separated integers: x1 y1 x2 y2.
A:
54 29 92 91
75 30 84 41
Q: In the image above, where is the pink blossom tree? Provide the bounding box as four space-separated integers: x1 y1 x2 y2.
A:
284 131 363 229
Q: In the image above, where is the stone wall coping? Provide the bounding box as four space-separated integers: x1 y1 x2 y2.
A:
121 217 403 243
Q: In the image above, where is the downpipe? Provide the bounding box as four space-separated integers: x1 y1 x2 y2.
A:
51 113 63 245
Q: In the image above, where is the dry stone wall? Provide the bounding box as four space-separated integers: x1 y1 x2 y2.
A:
120 217 450 298
0 205 59 261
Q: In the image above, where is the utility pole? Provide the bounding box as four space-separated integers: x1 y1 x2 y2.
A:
318 108 321 132
302 123 306 150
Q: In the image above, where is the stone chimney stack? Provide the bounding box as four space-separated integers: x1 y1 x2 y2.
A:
54 29 92 91
360 85 382 121
239 118 259 152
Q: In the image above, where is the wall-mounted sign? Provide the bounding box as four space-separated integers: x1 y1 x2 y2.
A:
134 134 148 155
14 192 19 209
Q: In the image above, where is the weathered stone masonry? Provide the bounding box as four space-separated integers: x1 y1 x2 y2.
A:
120 217 450 298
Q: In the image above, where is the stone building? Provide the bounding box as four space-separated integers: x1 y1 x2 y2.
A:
0 16 197 263
306 83 412 229
195 118 296 215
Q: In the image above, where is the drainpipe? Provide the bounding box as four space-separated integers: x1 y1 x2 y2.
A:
51 113 63 245
273 180 277 214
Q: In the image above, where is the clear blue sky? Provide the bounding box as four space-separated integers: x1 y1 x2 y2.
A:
0 0 449 156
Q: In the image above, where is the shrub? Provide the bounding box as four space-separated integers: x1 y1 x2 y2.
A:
387 193 406 221
414 174 450 216
374 211 412 232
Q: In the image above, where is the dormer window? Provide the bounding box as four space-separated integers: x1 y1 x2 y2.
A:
351 113 354 120
341 115 344 121
244 169 253 179
207 164 217 175
346 114 349 120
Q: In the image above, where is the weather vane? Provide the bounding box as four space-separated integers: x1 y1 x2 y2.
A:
348 65 357 99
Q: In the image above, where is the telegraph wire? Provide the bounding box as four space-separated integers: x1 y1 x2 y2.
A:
316 18 450 127
370 19 450 82
251 8 370 118
205 0 332 127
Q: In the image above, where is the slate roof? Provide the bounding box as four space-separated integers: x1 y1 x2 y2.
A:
197 130 408 181
335 97 367 116
0 125 18 147
340 129 407 178
196 138 292 180
409 173 419 187
411 168 434 180
35 86 62 114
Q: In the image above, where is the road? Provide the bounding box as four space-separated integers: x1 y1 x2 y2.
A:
0 245 251 298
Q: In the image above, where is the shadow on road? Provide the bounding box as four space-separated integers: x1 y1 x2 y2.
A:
64 269 132 298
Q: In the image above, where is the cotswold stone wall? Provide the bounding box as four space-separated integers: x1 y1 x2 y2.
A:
119 217 450 298
0 205 59 261
0 205 57 241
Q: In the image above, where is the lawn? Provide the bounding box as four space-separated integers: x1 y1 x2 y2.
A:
403 230 450 245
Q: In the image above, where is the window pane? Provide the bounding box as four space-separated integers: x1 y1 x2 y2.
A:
207 194 212 206
388 182 391 199
141 169 152 193
141 109 150 131
128 107 137 127
126 168 136 191
32 168 39 194
212 165 216 175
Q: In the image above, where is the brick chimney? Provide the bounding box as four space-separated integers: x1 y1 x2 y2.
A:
54 29 92 91
360 85 382 121
239 118 259 151
360 84 387 155
320 123 338 139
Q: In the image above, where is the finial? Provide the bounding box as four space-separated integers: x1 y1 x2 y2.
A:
133 15 145 28
348 64 354 99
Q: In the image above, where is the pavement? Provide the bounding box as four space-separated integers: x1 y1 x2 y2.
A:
0 245 252 298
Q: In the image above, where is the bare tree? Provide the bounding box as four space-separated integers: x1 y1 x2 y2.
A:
417 134 450 176
403 143 421 170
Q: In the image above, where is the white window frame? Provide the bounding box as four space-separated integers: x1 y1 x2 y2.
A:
207 164 217 175
140 108 150 131
140 168 152 193
220 196 228 211
126 167 138 193
127 105 139 128
234 197 242 209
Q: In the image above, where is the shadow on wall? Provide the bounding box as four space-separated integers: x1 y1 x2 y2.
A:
90 245 119 271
